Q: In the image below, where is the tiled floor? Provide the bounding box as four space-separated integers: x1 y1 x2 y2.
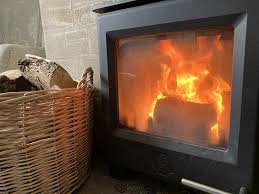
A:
75 160 193 194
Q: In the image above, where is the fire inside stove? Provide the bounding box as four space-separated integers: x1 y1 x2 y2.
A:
117 28 233 148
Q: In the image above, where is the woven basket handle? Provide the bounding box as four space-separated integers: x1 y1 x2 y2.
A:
77 67 94 89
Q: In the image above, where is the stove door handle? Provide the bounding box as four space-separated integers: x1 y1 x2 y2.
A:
181 178 231 194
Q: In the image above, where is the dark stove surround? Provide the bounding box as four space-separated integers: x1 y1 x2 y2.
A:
93 0 259 193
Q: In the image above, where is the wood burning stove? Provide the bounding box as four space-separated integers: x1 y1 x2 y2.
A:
93 0 259 193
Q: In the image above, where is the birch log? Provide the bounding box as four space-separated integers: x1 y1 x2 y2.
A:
0 70 37 93
18 55 78 90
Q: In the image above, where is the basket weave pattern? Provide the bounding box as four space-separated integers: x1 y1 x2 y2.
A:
0 68 94 193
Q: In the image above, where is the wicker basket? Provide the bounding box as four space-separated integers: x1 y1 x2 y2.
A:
0 68 94 194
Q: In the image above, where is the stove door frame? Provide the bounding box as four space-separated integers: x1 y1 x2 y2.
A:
96 0 259 193
108 17 242 165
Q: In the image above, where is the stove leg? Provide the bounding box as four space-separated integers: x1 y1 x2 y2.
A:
239 187 248 194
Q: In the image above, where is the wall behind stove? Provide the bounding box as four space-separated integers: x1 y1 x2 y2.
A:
0 0 44 49
39 0 109 85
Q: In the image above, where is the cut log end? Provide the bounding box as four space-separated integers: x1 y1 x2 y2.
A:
18 56 78 90
151 97 217 142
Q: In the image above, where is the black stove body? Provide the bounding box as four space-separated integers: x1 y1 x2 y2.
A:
93 0 259 193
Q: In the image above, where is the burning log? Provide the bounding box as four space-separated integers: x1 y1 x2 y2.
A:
152 97 217 142
18 55 77 90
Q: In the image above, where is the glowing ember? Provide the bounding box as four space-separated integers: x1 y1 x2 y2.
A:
148 92 165 118
211 123 220 142
176 74 199 101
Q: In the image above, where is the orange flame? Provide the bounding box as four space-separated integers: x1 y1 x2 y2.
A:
148 36 231 143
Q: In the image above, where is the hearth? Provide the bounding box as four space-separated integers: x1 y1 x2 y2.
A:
93 0 259 193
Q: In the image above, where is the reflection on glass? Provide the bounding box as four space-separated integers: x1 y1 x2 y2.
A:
117 27 233 148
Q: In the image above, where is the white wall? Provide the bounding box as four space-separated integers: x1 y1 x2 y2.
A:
39 0 108 82
0 0 44 49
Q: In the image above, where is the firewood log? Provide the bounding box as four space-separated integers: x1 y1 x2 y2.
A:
18 55 78 90
151 97 217 141
0 70 37 93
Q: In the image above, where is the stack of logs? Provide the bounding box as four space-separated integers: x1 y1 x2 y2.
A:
0 55 78 93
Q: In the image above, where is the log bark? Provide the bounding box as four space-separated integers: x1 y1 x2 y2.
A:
0 70 37 93
151 97 217 140
18 55 78 90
